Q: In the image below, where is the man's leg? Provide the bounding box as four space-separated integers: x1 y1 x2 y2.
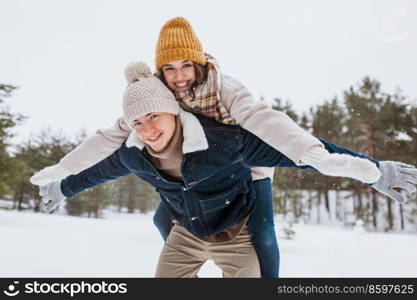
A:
209 224 261 278
155 224 207 278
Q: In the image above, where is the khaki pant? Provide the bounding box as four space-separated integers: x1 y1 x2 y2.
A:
155 223 260 278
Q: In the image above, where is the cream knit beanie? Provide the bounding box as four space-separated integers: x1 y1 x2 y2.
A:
123 61 179 127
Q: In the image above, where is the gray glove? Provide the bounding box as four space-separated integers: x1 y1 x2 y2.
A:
371 161 417 203
39 181 67 213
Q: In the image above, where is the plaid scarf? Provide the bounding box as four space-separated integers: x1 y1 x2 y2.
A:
173 54 236 125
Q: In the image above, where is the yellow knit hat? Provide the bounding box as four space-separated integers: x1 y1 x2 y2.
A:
155 17 207 70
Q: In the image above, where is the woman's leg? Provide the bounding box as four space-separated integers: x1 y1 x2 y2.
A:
153 201 174 241
247 178 280 278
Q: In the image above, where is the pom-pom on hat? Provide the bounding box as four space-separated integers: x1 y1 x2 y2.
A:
123 61 179 127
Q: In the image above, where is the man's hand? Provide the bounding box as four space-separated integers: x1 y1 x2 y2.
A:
39 181 67 213
371 161 417 203
30 164 71 186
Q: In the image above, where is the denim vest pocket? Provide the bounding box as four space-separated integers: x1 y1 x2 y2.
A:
199 181 248 215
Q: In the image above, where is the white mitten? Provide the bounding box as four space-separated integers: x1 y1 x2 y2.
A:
300 146 381 184
30 164 71 186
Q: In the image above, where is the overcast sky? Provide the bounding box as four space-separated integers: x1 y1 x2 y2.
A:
1 0 417 144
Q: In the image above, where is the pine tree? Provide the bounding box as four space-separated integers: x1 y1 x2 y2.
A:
343 77 412 230
14 130 75 211
0 84 26 198
310 98 346 217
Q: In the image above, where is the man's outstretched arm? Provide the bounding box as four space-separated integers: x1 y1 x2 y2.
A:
38 144 132 213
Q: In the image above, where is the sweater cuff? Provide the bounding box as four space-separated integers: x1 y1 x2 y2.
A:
299 145 329 167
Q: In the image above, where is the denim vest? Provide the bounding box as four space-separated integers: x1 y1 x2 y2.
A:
126 116 256 237
61 114 378 238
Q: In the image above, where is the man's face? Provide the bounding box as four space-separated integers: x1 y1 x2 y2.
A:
133 113 177 152
161 60 196 92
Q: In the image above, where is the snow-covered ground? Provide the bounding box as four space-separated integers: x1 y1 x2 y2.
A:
1 210 416 277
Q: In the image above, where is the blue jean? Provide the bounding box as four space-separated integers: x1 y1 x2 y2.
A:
247 178 279 278
153 178 279 278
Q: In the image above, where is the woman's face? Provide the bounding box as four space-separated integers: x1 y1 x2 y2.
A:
161 60 196 93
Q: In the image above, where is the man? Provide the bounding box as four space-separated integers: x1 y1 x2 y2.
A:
37 62 417 277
